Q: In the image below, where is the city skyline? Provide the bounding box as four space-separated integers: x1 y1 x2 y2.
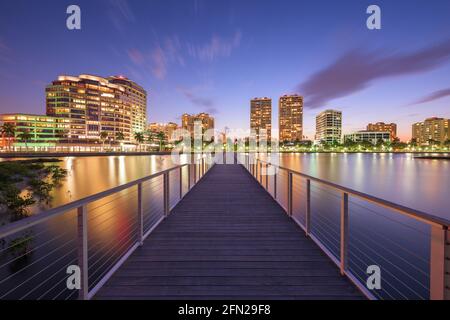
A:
1 1 450 141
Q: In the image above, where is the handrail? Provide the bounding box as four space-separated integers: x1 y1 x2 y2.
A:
0 163 189 239
256 158 450 228
242 155 450 300
0 156 215 300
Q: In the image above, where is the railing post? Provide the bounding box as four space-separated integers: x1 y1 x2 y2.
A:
274 172 277 199
163 172 170 216
287 172 293 216
306 179 311 236
430 225 449 300
187 164 191 190
137 183 144 245
265 163 269 190
193 161 197 184
202 157 205 177
340 192 349 275
179 166 183 199
259 161 262 184
77 205 88 300
202 158 206 177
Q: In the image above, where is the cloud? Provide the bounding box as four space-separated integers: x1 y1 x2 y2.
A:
108 0 135 32
126 30 241 79
297 40 450 109
179 88 218 114
150 47 167 80
188 31 242 62
409 88 450 105
127 48 145 65
127 36 185 80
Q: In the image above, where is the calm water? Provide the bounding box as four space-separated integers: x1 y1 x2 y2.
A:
0 153 448 300
277 153 450 220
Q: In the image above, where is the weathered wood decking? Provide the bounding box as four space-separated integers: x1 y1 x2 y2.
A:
96 164 363 300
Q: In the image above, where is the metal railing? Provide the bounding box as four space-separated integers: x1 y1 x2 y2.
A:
240 154 450 300
0 155 214 300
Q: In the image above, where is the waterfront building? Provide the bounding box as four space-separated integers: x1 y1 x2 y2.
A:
279 94 303 143
108 76 147 139
181 113 215 139
315 109 342 144
46 74 146 144
344 131 391 145
412 117 450 145
0 113 70 148
367 122 397 140
148 122 179 142
250 97 272 142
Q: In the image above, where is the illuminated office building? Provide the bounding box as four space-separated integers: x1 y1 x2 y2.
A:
315 109 342 144
250 97 272 142
412 117 450 145
148 122 179 142
367 122 397 140
344 131 391 145
279 94 303 142
181 113 215 138
108 76 147 139
46 74 145 144
0 113 70 147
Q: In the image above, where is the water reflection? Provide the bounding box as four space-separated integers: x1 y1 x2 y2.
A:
279 153 449 219
0 153 448 299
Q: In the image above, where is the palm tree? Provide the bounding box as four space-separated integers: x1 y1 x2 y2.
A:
100 131 108 151
1 123 16 151
17 130 33 150
115 131 125 151
146 131 155 143
156 131 166 152
134 132 145 152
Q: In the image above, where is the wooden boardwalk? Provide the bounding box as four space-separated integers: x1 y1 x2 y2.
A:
96 164 363 300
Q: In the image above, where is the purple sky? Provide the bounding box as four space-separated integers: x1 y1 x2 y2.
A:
1 0 450 141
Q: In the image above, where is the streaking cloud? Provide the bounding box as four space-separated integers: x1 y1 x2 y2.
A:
297 40 450 109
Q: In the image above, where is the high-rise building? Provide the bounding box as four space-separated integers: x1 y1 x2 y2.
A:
0 113 70 147
46 74 146 144
412 117 450 145
367 122 397 140
315 110 342 144
108 76 147 138
148 122 179 142
181 113 215 138
250 97 272 142
344 131 391 145
279 94 303 142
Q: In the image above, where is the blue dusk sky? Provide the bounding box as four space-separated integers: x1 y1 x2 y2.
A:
1 0 450 140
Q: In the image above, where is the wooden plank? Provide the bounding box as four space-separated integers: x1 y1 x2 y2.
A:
95 164 363 300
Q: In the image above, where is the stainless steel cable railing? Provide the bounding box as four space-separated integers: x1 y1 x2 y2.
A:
0 155 214 300
240 153 450 300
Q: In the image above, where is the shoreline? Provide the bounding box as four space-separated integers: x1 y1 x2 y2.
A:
0 150 449 159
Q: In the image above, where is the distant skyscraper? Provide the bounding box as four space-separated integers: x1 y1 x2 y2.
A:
250 97 272 142
181 113 215 138
46 74 146 144
279 94 303 142
108 76 147 138
412 117 450 145
315 110 342 144
367 122 397 140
